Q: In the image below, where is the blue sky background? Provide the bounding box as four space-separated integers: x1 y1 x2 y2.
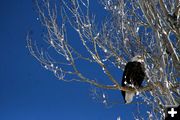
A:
0 0 143 120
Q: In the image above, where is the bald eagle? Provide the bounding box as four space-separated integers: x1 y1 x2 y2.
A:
121 55 146 104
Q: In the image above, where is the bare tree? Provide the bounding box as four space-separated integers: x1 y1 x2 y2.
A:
27 0 180 119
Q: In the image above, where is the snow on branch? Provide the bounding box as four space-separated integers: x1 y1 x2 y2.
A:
28 0 180 119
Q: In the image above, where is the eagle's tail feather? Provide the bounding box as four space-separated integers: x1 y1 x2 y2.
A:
125 91 135 104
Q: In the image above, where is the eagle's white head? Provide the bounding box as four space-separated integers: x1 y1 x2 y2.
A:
131 55 144 63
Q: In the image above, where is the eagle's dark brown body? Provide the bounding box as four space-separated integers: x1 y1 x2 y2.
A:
121 61 145 103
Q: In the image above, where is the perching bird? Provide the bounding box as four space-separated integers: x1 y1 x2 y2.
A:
121 55 146 104
167 6 180 29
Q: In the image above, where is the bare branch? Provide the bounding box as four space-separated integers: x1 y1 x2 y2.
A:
28 0 180 119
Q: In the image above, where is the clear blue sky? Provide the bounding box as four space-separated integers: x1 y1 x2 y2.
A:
0 0 143 120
